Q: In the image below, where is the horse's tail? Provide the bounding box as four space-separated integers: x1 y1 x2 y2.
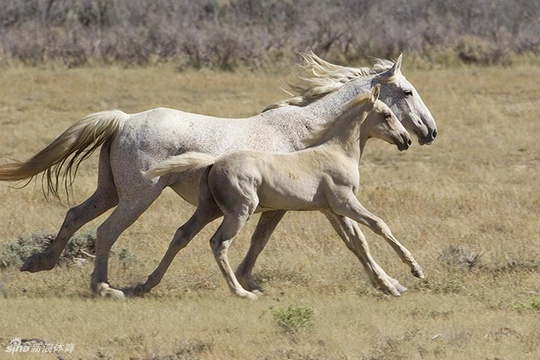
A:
0 110 129 197
144 152 216 179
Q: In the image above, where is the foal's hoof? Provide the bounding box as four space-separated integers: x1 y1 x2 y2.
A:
388 278 408 295
411 268 425 279
377 281 406 297
385 286 402 297
20 254 55 273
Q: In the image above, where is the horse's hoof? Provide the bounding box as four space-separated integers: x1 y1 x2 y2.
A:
97 283 125 299
251 289 265 298
133 284 146 297
20 254 55 273
237 291 259 300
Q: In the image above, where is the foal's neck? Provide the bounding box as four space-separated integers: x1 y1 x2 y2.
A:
316 102 372 161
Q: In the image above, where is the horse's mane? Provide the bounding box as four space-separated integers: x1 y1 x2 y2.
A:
301 93 372 147
264 51 394 112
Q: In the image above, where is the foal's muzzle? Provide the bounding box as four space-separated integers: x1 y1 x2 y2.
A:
398 136 412 151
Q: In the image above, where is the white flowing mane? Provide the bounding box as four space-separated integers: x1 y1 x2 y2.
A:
264 51 395 111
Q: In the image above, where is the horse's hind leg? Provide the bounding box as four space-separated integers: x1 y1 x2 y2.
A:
235 210 286 294
132 202 222 296
323 212 406 296
91 187 164 298
21 144 119 273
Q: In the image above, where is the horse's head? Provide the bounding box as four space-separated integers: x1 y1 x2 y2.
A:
365 85 412 152
373 55 437 145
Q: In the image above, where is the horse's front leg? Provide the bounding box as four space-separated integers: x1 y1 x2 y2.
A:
323 212 407 296
235 210 287 295
328 190 424 279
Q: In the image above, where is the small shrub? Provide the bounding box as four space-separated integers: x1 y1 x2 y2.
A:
116 247 137 270
0 232 49 268
266 305 314 333
514 298 540 313
438 245 483 271
0 229 135 269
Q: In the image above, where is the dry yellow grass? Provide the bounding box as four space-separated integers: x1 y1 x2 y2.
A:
0 62 538 359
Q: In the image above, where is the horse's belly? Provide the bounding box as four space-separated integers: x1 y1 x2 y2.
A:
168 172 208 205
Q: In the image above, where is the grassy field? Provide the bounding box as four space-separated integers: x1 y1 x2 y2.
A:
0 61 538 359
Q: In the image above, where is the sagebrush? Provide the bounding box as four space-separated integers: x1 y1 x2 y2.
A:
1 0 538 68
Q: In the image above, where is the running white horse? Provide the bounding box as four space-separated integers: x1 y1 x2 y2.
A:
0 52 436 297
143 86 418 299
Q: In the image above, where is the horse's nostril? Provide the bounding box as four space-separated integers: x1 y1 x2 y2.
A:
407 139 412 146
432 129 438 138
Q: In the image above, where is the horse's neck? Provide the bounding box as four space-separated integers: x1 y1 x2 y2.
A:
260 77 373 151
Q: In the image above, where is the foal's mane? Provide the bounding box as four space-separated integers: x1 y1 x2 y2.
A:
301 93 372 147
264 51 394 112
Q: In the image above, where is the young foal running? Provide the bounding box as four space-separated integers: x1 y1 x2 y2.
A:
142 85 416 299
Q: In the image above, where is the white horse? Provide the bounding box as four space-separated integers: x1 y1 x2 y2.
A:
0 52 436 297
143 86 418 299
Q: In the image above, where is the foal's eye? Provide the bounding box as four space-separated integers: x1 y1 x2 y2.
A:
404 89 413 97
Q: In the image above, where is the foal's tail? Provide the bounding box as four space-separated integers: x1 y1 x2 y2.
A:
0 110 129 197
144 152 216 179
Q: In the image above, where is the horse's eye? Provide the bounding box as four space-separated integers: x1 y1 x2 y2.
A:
404 89 413 97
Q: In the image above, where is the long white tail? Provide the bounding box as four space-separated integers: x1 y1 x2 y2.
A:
144 152 216 179
0 110 129 197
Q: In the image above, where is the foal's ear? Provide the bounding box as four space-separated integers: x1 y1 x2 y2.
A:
371 84 381 103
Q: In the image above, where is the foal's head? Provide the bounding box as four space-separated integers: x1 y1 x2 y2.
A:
363 85 412 151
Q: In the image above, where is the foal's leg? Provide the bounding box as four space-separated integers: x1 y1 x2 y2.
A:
323 212 407 296
131 203 222 296
21 144 119 273
235 210 287 294
328 190 424 279
210 212 258 300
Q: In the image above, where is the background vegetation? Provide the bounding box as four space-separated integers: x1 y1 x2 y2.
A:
1 0 539 69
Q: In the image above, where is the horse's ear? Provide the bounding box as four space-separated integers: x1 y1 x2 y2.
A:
381 54 403 78
371 84 381 102
393 54 403 74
